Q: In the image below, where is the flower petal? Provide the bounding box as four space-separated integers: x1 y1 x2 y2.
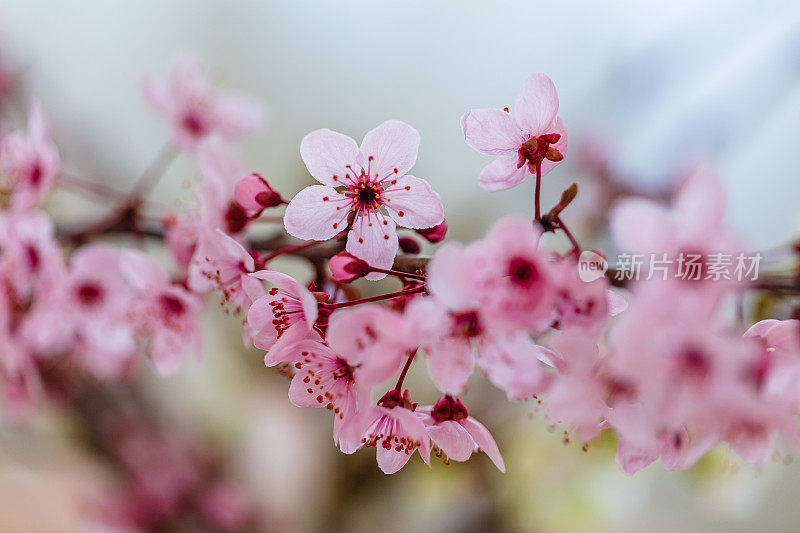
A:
426 338 474 395
213 92 265 137
461 108 524 155
477 153 528 192
283 185 349 241
345 211 398 276
383 175 444 229
300 129 360 187
427 421 474 462
514 72 559 135
462 417 505 472
359 120 419 180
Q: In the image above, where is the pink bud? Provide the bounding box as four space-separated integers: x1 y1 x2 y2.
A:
329 251 371 283
398 236 421 254
233 173 284 214
415 220 448 243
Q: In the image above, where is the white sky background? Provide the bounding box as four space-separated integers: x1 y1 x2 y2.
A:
3 0 800 247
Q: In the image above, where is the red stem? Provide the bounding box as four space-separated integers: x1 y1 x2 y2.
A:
534 160 542 220
394 351 417 391
322 286 425 311
369 267 426 281
555 216 581 255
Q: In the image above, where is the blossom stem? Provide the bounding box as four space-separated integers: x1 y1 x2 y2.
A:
555 216 581 255
130 142 178 199
534 160 543 220
321 286 425 311
394 351 417 392
58 171 129 202
369 267 426 281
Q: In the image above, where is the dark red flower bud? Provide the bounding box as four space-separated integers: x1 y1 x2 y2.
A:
415 220 448 243
398 237 421 254
329 251 371 283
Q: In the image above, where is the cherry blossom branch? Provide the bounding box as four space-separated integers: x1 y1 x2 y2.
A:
394 351 417 392
321 286 426 310
130 142 178 199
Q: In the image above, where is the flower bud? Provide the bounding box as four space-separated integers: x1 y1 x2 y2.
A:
398 236 421 254
329 251 371 283
415 220 448 243
233 173 285 214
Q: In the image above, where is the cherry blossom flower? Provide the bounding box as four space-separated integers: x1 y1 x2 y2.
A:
417 395 505 471
0 99 59 211
188 229 261 315
195 136 250 234
357 400 431 474
611 165 743 290
141 54 264 151
121 250 202 375
0 210 64 302
428 216 556 334
461 73 567 191
283 120 444 278
246 271 321 365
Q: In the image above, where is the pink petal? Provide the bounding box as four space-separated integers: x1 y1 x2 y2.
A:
427 421 474 462
382 175 444 229
462 417 506 472
213 92 264 137
168 53 211 102
249 270 318 325
264 321 314 366
478 333 552 401
478 152 528 192
119 250 169 291
283 185 349 241
358 120 419 180
140 74 174 116
426 338 474 395
196 136 248 200
514 72 559 135
345 211 398 276
376 442 415 474
461 108 524 155
299 129 360 187
616 439 658 475
427 242 478 311
234 174 270 212
674 166 726 236
610 198 672 253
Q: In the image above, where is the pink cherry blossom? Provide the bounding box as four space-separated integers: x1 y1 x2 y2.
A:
0 99 60 211
0 210 64 302
121 250 202 375
188 229 261 315
611 165 743 290
246 270 320 365
141 54 264 151
358 402 431 474
195 136 250 234
417 396 505 471
428 216 556 333
461 73 567 191
284 121 444 278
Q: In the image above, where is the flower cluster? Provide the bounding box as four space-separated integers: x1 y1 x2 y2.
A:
3 52 799 484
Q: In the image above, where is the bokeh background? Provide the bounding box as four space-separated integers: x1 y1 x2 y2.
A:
1 1 800 531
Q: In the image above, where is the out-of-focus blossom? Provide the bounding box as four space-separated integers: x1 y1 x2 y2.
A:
284 120 444 278
141 54 264 151
188 229 261 315
0 99 59 211
461 73 567 191
121 250 202 375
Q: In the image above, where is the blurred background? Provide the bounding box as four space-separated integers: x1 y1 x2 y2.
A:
1 0 800 531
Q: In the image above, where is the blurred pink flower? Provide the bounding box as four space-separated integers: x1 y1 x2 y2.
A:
461 73 567 191
233 173 285 216
141 54 264 151
121 250 202 375
0 99 59 211
284 120 444 278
